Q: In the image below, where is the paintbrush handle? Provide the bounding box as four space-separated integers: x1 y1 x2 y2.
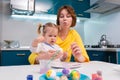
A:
47 50 60 65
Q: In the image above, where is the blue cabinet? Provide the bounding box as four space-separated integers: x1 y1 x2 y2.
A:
117 51 120 64
71 0 90 18
87 50 105 61
87 50 117 64
104 51 117 64
35 0 90 18
0 50 31 66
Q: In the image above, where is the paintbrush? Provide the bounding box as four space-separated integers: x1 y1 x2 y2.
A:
40 50 60 74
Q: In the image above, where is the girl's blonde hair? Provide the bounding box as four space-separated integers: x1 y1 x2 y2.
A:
37 22 58 35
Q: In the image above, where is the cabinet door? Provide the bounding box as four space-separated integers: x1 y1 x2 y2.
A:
117 51 120 64
1 50 31 66
48 0 90 18
71 0 90 18
87 50 105 61
48 0 71 14
104 51 117 64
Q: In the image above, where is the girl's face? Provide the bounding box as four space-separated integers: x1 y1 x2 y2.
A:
44 27 58 45
59 9 73 30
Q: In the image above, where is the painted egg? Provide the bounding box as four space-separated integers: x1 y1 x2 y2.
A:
60 75 68 80
54 76 60 80
62 68 70 75
46 69 56 79
70 70 80 80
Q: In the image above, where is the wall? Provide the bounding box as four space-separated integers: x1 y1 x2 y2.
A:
1 0 120 46
0 1 3 42
1 0 84 46
84 12 120 45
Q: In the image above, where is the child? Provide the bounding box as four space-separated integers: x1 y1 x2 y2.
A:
36 22 63 61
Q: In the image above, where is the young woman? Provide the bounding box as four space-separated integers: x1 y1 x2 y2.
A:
28 5 89 64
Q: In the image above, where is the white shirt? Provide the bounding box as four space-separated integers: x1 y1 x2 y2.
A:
36 42 63 53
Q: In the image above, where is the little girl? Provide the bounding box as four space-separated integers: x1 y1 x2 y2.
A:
36 22 64 62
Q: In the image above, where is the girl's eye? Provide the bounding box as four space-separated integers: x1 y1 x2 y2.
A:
49 35 52 37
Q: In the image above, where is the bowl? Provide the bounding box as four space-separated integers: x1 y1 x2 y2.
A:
4 40 14 48
4 40 14 44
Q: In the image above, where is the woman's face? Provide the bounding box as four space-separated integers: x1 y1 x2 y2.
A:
59 9 73 30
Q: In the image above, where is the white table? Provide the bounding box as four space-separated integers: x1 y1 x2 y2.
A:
0 61 120 80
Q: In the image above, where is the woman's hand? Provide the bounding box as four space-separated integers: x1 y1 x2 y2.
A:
71 42 85 62
32 36 44 47
71 42 81 57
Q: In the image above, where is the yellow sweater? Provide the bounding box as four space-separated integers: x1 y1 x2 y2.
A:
28 29 89 64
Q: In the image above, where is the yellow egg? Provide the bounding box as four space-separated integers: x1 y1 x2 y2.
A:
46 69 56 79
70 70 80 80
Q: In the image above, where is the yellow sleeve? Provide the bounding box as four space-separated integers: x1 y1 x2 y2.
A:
73 30 90 62
56 29 89 62
28 52 38 65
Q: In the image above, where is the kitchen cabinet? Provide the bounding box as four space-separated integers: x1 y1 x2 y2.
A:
48 0 90 18
104 51 117 64
11 0 90 18
117 51 120 64
10 0 35 15
87 50 117 64
87 50 105 61
71 0 90 18
0 50 31 66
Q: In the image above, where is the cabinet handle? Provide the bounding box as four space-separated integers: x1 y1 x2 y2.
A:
78 0 83 1
108 56 111 62
92 54 99 56
16 53 26 56
78 14 83 16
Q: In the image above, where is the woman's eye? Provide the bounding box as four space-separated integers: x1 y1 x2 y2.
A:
67 15 71 18
60 14 71 18
60 15 64 18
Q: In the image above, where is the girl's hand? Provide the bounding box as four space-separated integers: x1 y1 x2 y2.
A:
49 50 63 60
35 50 63 64
60 52 68 61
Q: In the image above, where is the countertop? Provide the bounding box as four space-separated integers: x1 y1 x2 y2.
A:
1 46 30 50
86 48 120 52
2 46 120 51
0 61 120 80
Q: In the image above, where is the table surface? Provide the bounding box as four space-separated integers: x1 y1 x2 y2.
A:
0 61 120 80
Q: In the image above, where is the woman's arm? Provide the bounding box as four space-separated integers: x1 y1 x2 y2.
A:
29 36 45 64
28 50 63 64
71 30 90 62
71 42 86 62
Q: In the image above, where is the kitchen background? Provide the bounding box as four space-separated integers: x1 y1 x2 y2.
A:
0 0 120 47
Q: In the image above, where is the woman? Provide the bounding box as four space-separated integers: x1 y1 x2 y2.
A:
28 5 89 64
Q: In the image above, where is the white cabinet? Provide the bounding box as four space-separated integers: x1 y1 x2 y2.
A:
10 0 35 15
